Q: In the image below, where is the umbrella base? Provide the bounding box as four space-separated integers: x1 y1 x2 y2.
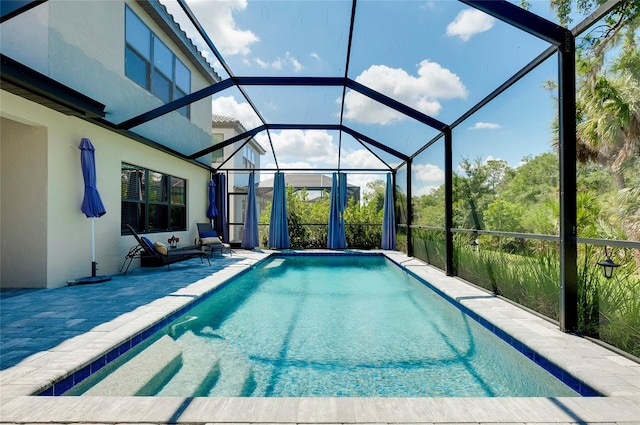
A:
73 276 112 285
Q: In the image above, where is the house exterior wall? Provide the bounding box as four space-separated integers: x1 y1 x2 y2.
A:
0 0 220 288
0 115 48 288
0 1 49 74
0 90 210 289
1 0 215 162
211 119 265 244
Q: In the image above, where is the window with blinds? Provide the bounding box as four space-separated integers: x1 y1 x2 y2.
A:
121 163 186 234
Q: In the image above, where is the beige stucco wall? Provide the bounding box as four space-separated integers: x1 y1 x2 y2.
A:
0 115 48 288
0 91 210 288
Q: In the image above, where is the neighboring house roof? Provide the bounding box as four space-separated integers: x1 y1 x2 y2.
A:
212 114 240 124
257 173 360 203
212 114 267 155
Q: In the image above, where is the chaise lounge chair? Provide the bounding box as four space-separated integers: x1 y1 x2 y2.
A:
122 224 210 275
195 223 232 257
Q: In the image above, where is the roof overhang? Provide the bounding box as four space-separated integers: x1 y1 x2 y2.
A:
1 54 106 118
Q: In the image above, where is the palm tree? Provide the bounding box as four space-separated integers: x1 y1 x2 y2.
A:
576 59 640 189
544 3 640 190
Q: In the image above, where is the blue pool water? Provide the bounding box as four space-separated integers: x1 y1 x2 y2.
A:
70 254 580 397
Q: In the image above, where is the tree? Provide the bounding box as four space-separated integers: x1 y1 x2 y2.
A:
542 1 640 189
499 153 558 205
290 187 331 248
364 179 386 214
344 197 384 249
484 199 525 232
413 185 445 227
453 157 512 229
266 183 385 249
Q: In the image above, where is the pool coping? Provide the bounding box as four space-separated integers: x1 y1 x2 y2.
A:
1 249 639 424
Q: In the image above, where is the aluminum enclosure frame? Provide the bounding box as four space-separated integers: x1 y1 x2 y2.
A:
6 0 623 332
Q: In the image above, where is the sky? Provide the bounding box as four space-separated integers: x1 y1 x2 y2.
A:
160 0 571 195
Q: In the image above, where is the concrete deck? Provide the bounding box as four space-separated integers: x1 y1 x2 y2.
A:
1 250 638 424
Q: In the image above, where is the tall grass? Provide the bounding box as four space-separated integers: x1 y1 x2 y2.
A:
411 228 446 270
579 245 640 356
454 238 560 320
410 231 640 357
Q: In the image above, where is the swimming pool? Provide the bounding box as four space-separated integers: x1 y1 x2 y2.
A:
63 253 590 398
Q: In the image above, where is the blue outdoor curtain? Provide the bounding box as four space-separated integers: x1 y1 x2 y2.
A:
382 173 396 250
241 172 260 249
327 172 347 249
206 178 218 224
268 171 290 248
212 173 228 242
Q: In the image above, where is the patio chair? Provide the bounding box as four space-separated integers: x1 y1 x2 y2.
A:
195 223 232 257
122 224 210 275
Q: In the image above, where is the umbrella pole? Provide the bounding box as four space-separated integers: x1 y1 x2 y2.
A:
74 217 110 284
91 218 97 277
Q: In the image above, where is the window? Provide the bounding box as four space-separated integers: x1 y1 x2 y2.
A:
125 6 191 118
243 145 256 169
121 163 186 234
212 133 224 163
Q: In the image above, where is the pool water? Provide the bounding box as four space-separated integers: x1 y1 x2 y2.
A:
72 254 579 397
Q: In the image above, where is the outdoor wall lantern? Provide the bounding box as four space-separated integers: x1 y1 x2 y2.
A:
470 231 479 251
597 246 620 279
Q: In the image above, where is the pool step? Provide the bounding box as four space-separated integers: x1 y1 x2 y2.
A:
83 335 182 396
156 331 222 396
163 329 255 396
207 338 255 397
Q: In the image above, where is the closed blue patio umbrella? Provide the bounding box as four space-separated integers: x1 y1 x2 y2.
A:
77 137 110 284
241 172 259 249
327 172 347 249
382 173 396 250
268 171 290 249
206 179 218 224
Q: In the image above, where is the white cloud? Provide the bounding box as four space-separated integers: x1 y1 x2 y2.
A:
254 58 268 68
341 149 388 169
262 161 314 170
470 122 501 130
184 0 259 55
413 163 444 184
446 8 495 41
271 130 337 163
252 52 302 72
254 57 283 70
287 52 303 73
211 96 262 129
343 61 467 125
310 52 321 61
347 174 387 199
411 163 445 196
420 1 437 10
262 132 393 171
413 185 441 196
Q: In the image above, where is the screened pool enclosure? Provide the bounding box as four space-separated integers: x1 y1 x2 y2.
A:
2 0 638 357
